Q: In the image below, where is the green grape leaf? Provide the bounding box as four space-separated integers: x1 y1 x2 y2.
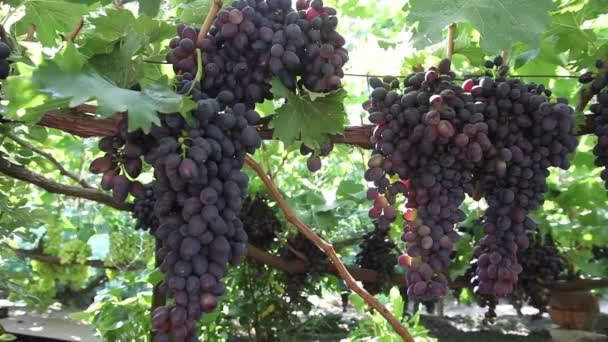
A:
270 79 347 149
89 29 144 88
405 0 557 54
19 0 91 46
138 0 161 17
3 44 193 133
79 8 174 56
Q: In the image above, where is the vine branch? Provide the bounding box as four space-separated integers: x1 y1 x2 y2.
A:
244 155 415 342
5 131 93 188
10 241 605 293
0 155 132 211
12 108 598 148
14 248 143 271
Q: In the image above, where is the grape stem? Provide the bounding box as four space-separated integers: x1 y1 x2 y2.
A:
244 155 415 342
4 131 93 188
447 23 456 60
67 17 84 42
26 24 35 42
500 51 508 66
196 0 223 46
269 150 290 181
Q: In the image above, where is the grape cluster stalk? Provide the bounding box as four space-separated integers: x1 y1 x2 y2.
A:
363 57 577 301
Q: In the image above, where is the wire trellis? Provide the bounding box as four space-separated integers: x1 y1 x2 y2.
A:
142 60 583 80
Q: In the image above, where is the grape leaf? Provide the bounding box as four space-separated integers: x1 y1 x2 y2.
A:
89 29 144 88
138 0 161 17
405 0 557 54
3 44 193 133
80 8 174 56
18 0 91 46
269 79 347 150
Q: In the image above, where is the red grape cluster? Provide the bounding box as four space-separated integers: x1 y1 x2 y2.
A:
469 75 577 298
355 222 397 294
147 101 261 341
513 233 563 316
363 59 577 301
365 59 480 300
166 0 348 110
239 194 282 250
89 117 156 204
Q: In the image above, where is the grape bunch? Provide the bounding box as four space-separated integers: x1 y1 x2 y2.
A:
468 74 577 298
364 59 479 300
89 118 156 204
105 231 139 266
515 233 563 315
299 141 333 172
166 0 348 109
579 60 608 189
148 99 261 341
293 0 348 92
591 244 608 261
363 58 577 301
0 42 10 79
57 240 92 265
482 55 509 78
133 182 160 231
355 221 397 294
279 233 328 301
240 194 282 250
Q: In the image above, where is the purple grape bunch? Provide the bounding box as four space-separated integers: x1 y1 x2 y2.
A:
166 0 348 110
362 59 577 301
